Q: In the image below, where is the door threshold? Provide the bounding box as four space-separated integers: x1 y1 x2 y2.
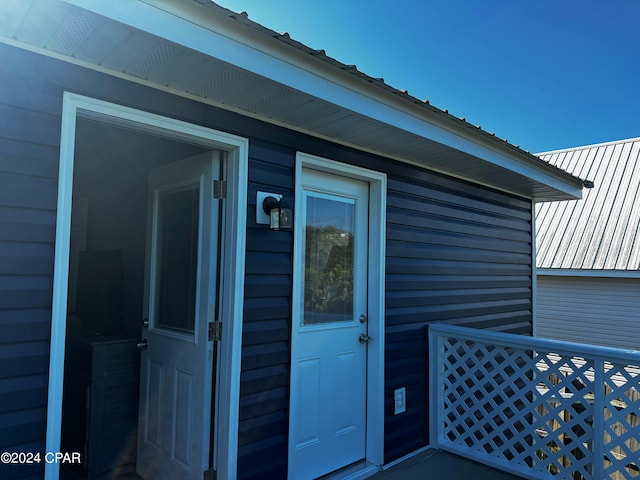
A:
318 461 380 480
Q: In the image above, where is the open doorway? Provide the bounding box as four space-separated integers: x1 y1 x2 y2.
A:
47 93 248 480
60 119 215 479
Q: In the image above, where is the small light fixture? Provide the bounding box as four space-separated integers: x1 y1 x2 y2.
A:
262 195 292 230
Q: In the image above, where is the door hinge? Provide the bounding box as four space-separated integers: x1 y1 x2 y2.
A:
213 180 227 199
204 468 217 480
208 321 222 342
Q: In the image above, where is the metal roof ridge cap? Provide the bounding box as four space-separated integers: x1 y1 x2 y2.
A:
537 136 640 156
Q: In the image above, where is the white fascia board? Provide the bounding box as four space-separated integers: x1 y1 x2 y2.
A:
64 0 581 198
537 268 640 279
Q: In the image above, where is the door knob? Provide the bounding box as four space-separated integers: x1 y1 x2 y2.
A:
137 339 148 350
358 334 372 344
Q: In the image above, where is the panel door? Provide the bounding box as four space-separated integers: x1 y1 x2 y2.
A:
136 152 219 480
289 168 370 479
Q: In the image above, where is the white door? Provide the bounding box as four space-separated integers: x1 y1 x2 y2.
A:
136 152 220 480
289 168 369 479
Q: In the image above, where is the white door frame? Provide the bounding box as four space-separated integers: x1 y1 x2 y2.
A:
45 92 248 480
290 152 386 476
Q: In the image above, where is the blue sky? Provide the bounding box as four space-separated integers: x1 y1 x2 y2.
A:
215 0 640 153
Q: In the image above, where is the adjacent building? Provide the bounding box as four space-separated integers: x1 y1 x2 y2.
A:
536 137 640 351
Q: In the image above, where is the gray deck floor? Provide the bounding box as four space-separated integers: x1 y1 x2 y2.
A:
370 449 525 480
64 450 523 479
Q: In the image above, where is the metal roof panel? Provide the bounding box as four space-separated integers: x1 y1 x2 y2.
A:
536 138 640 271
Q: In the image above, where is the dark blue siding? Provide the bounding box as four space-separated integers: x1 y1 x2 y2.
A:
383 167 532 461
0 47 60 480
235 136 533 469
0 43 532 478
237 140 294 480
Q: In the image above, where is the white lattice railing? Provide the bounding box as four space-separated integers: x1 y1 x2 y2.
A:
429 323 640 480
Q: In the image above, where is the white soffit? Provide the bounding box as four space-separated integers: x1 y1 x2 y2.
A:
1 0 584 201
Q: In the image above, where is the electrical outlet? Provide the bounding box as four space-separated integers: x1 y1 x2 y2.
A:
394 387 406 414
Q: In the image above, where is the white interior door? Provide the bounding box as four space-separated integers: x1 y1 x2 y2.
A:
289 168 369 479
136 152 220 480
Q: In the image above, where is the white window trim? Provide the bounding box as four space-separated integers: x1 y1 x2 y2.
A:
46 92 247 480
291 152 387 473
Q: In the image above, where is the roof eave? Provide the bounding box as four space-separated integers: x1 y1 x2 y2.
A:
52 0 583 200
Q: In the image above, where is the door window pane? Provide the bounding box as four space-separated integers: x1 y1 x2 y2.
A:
303 195 355 324
155 186 199 334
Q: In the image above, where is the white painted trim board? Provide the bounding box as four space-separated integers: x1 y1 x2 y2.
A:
46 92 247 480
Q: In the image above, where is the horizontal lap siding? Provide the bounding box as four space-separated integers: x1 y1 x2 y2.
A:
384 167 533 462
0 55 60 480
0 44 535 477
537 276 640 351
237 140 294 480
0 44 297 480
